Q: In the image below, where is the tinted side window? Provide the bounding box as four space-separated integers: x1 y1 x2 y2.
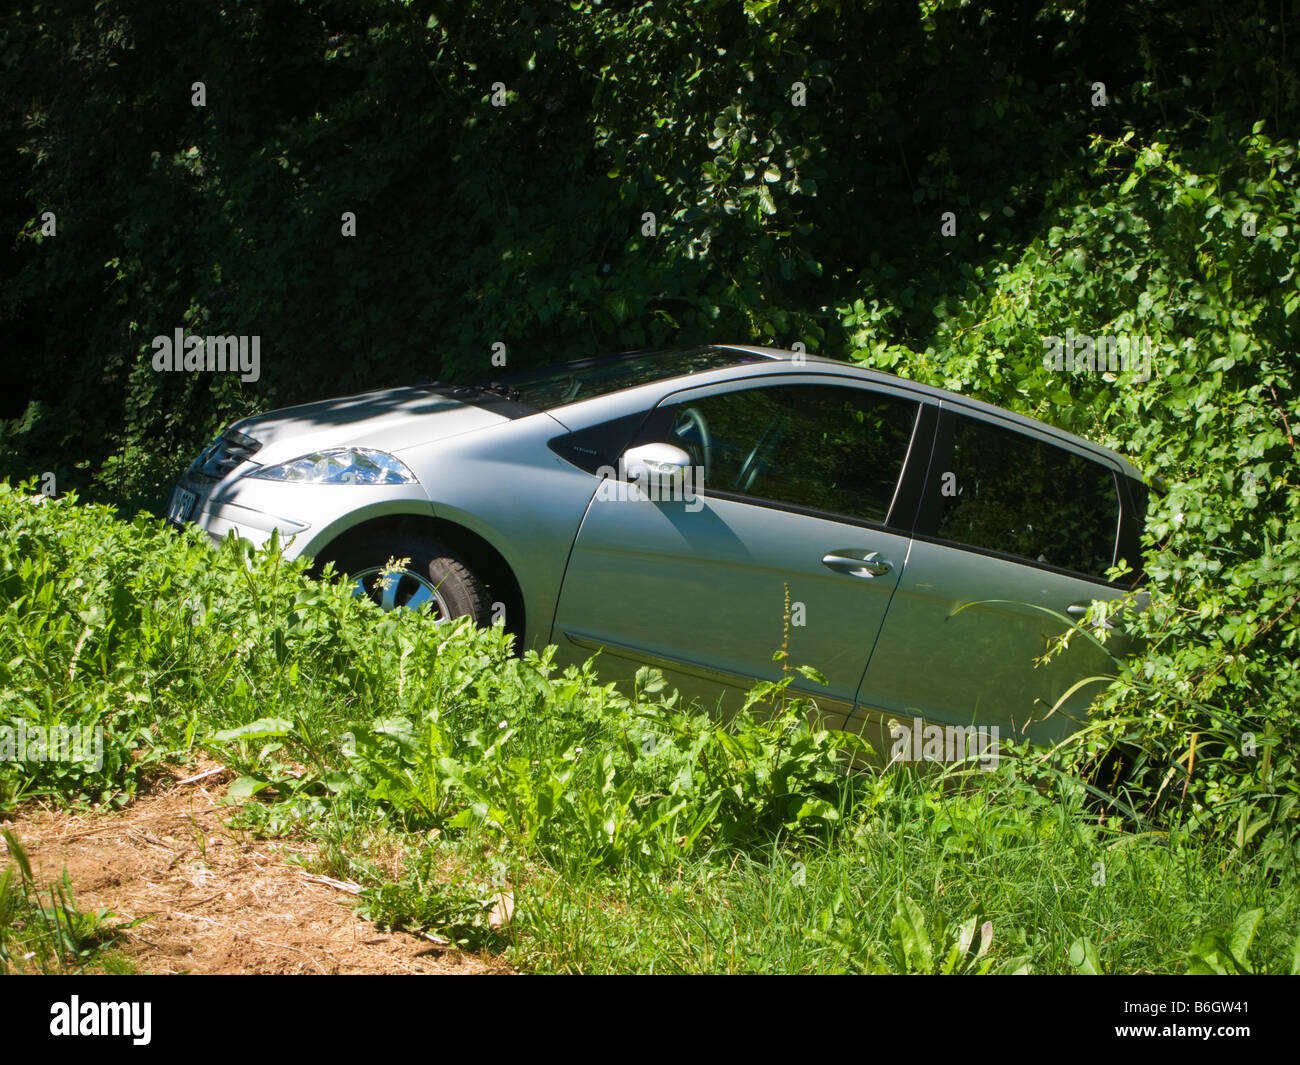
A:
935 416 1119 579
661 385 918 525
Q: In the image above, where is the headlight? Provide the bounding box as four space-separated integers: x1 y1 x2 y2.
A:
247 448 419 485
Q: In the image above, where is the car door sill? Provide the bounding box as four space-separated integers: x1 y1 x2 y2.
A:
562 630 854 718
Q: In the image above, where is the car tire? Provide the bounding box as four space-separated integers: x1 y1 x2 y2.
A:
321 536 492 623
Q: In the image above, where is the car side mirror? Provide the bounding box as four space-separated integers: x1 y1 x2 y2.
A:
620 442 694 495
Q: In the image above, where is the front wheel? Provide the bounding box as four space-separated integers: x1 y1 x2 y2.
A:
321 536 492 623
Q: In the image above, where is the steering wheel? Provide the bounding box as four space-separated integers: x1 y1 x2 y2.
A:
734 442 763 494
672 406 712 481
733 416 788 494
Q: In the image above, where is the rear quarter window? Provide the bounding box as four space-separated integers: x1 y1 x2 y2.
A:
933 414 1121 580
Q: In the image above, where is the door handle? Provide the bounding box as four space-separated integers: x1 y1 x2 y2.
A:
822 550 892 578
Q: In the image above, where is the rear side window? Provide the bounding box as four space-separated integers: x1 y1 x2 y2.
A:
934 415 1120 579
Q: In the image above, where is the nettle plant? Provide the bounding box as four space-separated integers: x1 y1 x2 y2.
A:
848 127 1300 848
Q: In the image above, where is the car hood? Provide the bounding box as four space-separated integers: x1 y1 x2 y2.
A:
229 386 509 466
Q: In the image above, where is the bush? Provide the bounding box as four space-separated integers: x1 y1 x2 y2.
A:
846 127 1300 853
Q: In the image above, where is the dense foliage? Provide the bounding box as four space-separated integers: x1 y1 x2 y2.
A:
4 2 1294 494
870 126 1300 853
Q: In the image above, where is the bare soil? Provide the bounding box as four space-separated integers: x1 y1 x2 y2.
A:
2 761 509 975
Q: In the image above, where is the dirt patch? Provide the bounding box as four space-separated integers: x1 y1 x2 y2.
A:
2 762 509 975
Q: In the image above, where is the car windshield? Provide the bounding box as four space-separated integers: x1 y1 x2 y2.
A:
470 347 769 411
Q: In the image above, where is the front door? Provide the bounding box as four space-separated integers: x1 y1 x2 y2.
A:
551 377 930 729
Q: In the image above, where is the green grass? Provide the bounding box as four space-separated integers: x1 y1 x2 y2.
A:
2 480 1298 974
321 769 1299 974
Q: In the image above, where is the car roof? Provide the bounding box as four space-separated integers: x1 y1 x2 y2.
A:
701 344 1144 479
513 343 1141 480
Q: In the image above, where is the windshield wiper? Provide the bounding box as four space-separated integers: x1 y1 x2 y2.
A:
476 380 522 402
420 380 524 402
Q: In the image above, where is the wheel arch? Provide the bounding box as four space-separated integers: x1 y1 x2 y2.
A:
306 512 526 642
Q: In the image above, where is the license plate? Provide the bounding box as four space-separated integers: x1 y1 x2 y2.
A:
166 486 198 525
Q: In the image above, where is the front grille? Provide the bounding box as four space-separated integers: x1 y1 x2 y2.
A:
187 429 263 483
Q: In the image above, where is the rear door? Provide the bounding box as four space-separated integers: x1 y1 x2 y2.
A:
855 406 1135 749
551 376 934 727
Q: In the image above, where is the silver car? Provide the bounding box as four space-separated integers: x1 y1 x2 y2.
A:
167 346 1150 755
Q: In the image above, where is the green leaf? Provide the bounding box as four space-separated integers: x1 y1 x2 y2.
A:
1227 908 1263 967
1068 936 1102 974
795 664 828 685
635 666 667 694
891 896 934 973
226 775 272 801
210 718 294 742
